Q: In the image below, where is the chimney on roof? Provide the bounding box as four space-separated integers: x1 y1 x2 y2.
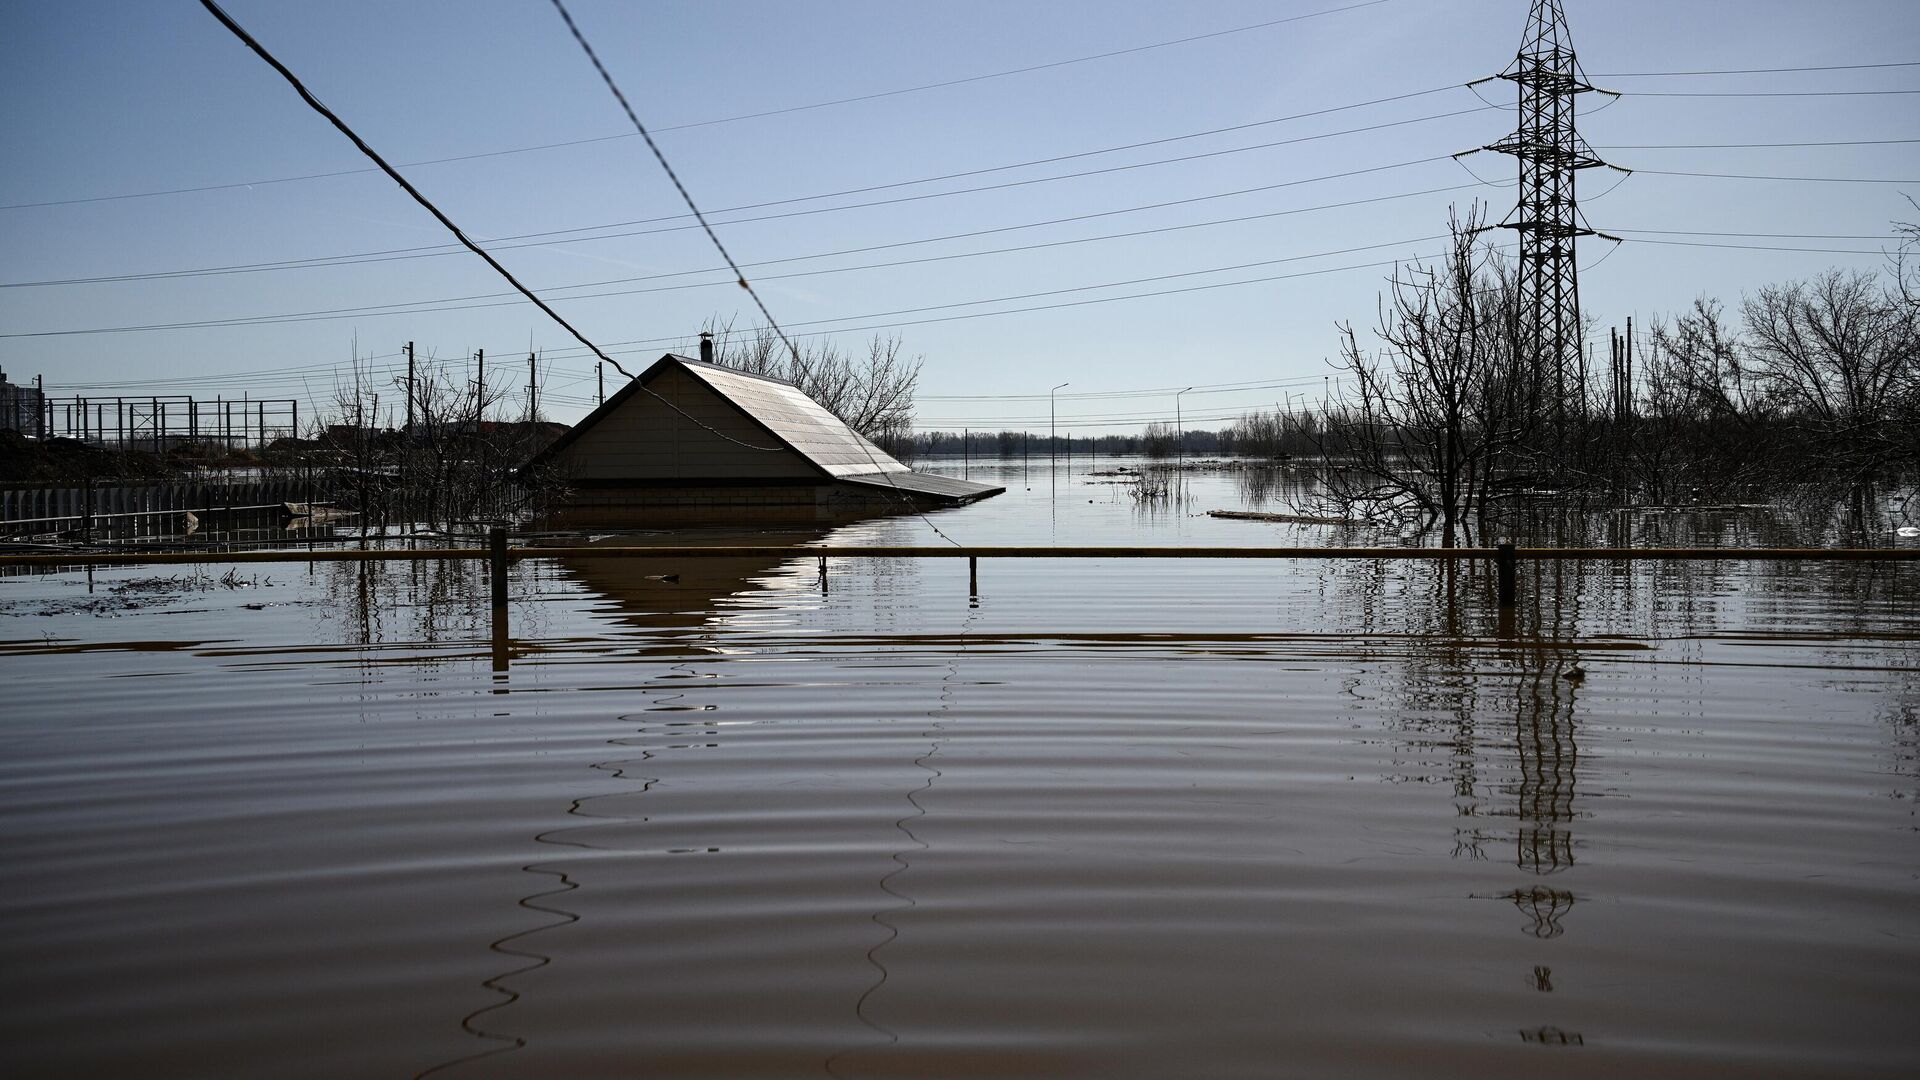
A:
698 331 714 364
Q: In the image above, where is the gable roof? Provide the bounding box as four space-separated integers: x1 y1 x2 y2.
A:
525 354 1001 504
676 357 909 478
528 353 906 478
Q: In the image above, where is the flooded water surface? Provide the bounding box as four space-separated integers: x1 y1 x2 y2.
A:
3 463 1917 1077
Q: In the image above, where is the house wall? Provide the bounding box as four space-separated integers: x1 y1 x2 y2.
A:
550 366 821 482
545 480 928 528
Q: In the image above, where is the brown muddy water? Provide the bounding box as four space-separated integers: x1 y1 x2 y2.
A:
3 463 1917 1078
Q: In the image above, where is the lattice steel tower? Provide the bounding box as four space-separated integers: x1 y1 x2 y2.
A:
1468 0 1619 423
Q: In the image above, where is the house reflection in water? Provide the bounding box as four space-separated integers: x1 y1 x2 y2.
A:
552 529 830 644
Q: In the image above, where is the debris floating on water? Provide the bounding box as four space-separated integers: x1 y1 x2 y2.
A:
1208 510 1370 526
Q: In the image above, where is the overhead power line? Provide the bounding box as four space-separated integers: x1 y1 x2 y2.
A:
195 0 638 379
631 0 1396 133
543 0 795 374
1594 59 1920 77
0 0 1394 212
1627 88 1920 98
1641 167 1920 184
1611 229 1902 239
6 39 1908 215
32 217 1890 378
1594 137 1920 150
37 248 1472 379
467 249 1486 363
194 0 801 458
2 98 1482 289
1 233 1446 339
1619 238 1909 256
0 181 1492 335
545 0 964 540
35 216 1894 382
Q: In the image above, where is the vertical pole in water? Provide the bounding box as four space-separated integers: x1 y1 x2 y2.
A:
489 527 511 672
818 555 828 594
1496 541 1517 608
964 428 969 478
969 556 977 598
489 527 510 674
489 526 509 611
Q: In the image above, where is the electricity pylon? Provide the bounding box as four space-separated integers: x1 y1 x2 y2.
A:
1460 0 1625 434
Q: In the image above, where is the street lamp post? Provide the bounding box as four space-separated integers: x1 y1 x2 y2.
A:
1050 382 1069 472
1175 386 1193 469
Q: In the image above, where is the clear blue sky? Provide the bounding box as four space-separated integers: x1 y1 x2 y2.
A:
3 0 1916 434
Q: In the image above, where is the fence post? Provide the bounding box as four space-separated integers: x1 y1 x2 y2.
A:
1496 540 1517 608
969 555 978 596
489 526 508 610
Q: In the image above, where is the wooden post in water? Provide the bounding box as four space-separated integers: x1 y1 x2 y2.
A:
489 526 510 674
818 555 828 594
1496 541 1517 608
969 555 978 597
489 526 509 610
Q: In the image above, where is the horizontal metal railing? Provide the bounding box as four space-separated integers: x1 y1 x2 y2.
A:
4 535 1916 612
1 544 1916 568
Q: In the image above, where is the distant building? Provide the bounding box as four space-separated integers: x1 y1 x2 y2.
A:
0 370 45 437
526 352 1001 525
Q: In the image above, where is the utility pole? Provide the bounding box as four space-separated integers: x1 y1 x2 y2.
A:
1461 0 1623 436
527 352 538 422
405 341 415 432
475 349 485 423
1050 382 1069 471
1175 386 1193 469
597 361 605 405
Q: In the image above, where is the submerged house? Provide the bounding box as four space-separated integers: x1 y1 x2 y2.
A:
525 348 1002 525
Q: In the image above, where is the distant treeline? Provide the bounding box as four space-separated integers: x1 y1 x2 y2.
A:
908 412 1322 460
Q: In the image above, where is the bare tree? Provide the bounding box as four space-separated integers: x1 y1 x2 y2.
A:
1315 208 1518 546
1742 269 1918 484
1633 298 1775 501
1893 194 1919 313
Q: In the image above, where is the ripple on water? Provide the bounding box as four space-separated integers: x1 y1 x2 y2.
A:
1 530 1916 1077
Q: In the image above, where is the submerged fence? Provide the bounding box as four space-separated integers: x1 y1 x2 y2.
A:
0 478 327 534
3 534 1915 610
